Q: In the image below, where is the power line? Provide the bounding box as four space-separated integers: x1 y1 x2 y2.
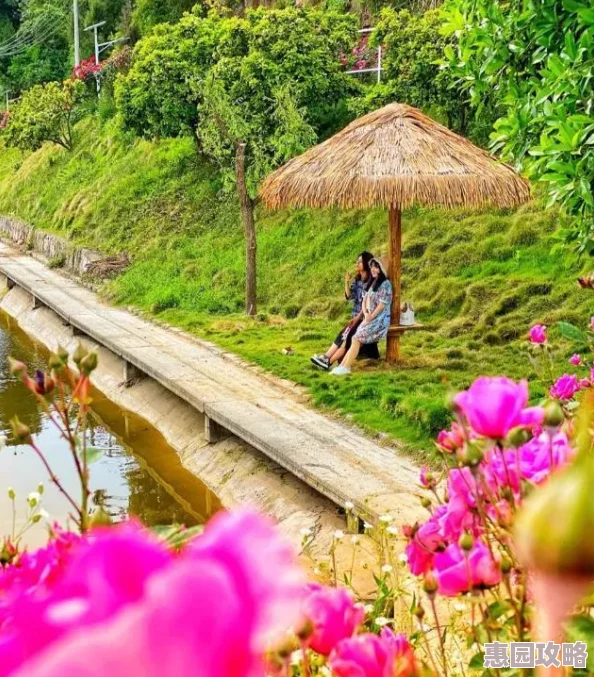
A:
0 17 64 57
0 14 65 58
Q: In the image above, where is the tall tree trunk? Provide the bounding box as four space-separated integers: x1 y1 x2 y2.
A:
235 142 257 316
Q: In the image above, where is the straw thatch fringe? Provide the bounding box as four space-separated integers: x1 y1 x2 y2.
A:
259 103 531 210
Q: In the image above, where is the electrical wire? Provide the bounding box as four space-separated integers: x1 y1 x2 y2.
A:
0 13 65 58
0 17 63 56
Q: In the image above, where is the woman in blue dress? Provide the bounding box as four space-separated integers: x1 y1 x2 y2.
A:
310 251 374 370
331 258 392 375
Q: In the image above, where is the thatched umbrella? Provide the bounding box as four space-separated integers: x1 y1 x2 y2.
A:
260 103 530 363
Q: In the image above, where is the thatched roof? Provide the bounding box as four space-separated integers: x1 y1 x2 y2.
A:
260 103 530 211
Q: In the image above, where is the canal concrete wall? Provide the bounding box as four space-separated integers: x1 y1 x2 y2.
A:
0 217 103 277
0 282 351 558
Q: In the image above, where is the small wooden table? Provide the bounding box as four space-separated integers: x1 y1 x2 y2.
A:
387 323 425 361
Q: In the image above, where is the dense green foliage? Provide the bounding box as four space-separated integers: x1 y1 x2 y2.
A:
442 0 594 253
196 8 357 193
3 80 84 151
0 118 587 453
116 10 224 139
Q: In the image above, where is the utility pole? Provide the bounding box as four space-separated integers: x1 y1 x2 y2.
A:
73 0 80 66
85 21 105 66
84 20 128 93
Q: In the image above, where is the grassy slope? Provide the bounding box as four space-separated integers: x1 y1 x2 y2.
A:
0 116 590 461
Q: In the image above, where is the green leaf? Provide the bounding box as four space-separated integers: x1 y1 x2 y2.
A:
558 321 588 342
81 446 104 465
578 7 594 24
469 653 485 669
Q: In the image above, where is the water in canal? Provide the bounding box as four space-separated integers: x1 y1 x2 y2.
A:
0 311 220 546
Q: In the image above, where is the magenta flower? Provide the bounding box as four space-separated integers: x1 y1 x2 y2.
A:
550 374 581 401
3 509 305 677
0 521 172 677
529 324 547 344
454 377 544 439
380 628 418 677
433 542 501 596
436 422 466 452
569 354 582 366
12 559 266 677
329 633 397 677
186 509 305 647
405 513 445 576
419 466 430 487
303 584 364 656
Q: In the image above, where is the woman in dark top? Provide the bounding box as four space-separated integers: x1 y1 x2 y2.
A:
310 251 374 370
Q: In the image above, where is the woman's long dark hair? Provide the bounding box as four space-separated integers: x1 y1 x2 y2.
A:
369 258 388 291
355 251 374 282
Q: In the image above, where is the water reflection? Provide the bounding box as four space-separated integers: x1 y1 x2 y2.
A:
0 312 220 546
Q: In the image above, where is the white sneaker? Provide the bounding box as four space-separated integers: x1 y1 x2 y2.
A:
331 366 351 376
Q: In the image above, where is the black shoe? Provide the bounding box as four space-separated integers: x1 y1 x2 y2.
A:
311 355 330 370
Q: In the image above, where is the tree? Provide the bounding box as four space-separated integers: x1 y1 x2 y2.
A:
3 0 70 91
442 0 594 253
2 80 84 152
115 10 225 142
198 8 357 314
131 0 198 37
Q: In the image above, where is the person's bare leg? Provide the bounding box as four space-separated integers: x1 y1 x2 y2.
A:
325 344 339 360
329 345 346 365
341 339 361 369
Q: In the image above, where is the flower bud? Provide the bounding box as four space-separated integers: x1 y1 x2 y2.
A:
459 532 474 552
80 351 98 376
72 343 87 367
504 426 532 448
500 556 512 574
10 416 31 444
420 496 432 509
89 505 113 528
413 605 425 619
543 401 565 428
8 358 27 377
276 636 299 659
57 345 69 364
515 393 594 575
423 572 438 595
296 619 314 641
459 440 485 467
48 352 65 371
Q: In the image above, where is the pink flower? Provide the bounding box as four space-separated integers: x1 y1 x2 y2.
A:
550 374 581 401
569 354 582 366
419 466 431 487
303 585 364 656
436 422 466 452
0 522 172 677
516 431 574 484
3 509 305 677
329 633 396 677
433 542 501 596
186 509 305 647
405 514 445 575
454 377 544 439
529 324 547 344
380 628 418 677
11 559 265 677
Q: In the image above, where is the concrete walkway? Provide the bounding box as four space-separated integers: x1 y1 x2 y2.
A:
0 242 422 527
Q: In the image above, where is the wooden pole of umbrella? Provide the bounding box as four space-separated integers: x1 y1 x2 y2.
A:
387 206 402 363
259 103 531 365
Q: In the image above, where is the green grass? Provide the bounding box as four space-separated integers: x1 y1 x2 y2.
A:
0 116 590 461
